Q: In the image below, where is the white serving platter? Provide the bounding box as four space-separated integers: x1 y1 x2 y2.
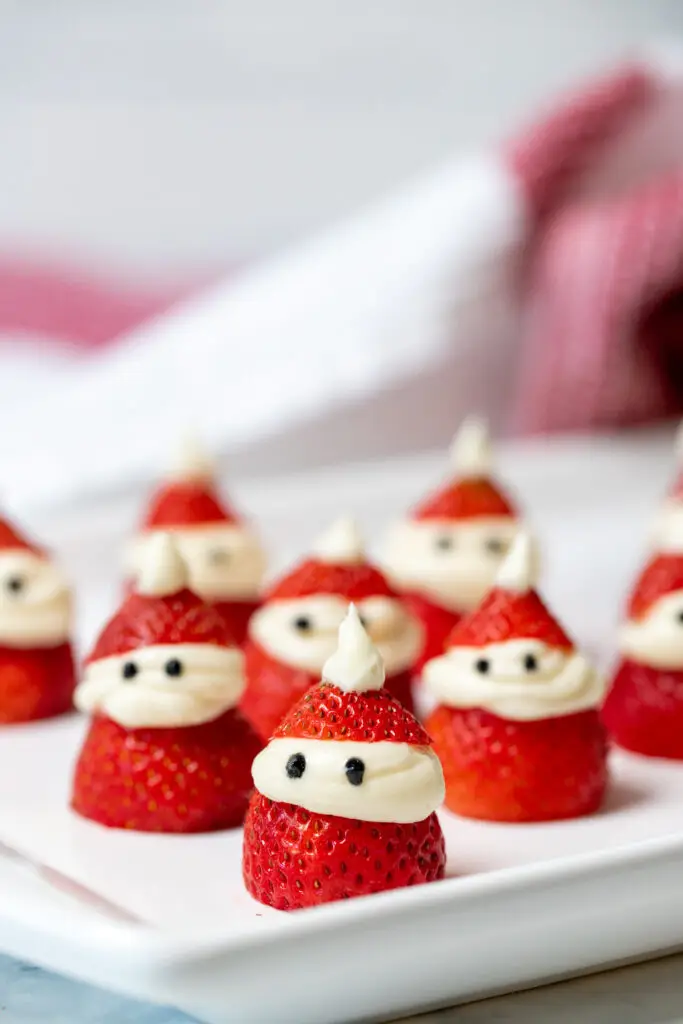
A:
1 430 683 1024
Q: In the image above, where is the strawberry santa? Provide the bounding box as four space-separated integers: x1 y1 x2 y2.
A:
383 417 524 671
0 515 75 724
125 436 266 644
240 517 423 739
243 604 446 910
603 520 683 759
72 533 261 832
424 533 608 822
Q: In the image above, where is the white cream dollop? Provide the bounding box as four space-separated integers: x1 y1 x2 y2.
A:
126 523 266 601
383 517 520 612
75 642 245 729
249 593 422 675
251 736 444 823
0 550 72 648
310 516 365 565
619 589 683 669
424 637 605 721
322 603 385 692
449 415 493 476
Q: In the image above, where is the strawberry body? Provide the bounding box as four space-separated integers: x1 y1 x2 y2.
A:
426 704 608 822
402 592 462 672
71 708 262 832
243 793 445 910
213 599 259 646
0 642 75 725
241 641 415 739
603 659 683 759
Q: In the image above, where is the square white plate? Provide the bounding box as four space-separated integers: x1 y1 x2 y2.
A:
1 432 682 1024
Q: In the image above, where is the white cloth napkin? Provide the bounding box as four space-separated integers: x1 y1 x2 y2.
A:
0 155 525 512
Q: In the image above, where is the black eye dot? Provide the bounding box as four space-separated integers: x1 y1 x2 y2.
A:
345 757 365 786
286 753 306 779
435 535 454 551
677 611 683 624
485 538 505 555
475 658 490 674
122 661 138 680
165 658 183 677
524 653 538 672
294 616 313 632
208 548 230 565
5 575 24 595
358 614 369 628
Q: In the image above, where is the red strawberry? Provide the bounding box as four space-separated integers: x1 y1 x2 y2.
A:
426 704 607 822
602 659 683 759
241 642 416 740
0 642 75 725
213 599 260 646
72 708 262 832
243 794 445 910
447 586 573 650
401 591 463 672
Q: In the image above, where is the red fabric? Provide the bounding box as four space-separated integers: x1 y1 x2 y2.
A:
141 481 238 530
265 558 396 603
413 477 516 521
272 680 431 745
447 587 573 650
86 588 237 663
0 516 42 554
625 553 683 620
509 64 683 432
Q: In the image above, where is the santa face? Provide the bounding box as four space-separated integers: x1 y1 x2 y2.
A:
127 525 265 602
252 736 444 823
249 594 422 676
74 642 245 729
0 550 71 648
620 589 683 669
384 517 520 613
424 637 604 721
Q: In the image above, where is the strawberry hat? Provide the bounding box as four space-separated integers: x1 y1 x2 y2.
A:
412 417 516 522
446 532 572 650
265 517 396 603
140 436 240 532
0 515 44 555
87 533 237 665
271 603 431 745
626 553 683 621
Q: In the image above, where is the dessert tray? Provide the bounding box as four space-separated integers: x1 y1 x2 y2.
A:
1 433 682 1024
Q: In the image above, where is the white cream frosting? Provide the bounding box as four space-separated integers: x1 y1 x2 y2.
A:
251 736 444 823
249 594 422 675
424 638 605 721
168 432 216 482
449 415 493 476
323 603 385 691
310 516 365 565
74 642 245 729
0 550 72 648
136 533 188 596
126 523 266 601
619 589 683 669
383 517 520 612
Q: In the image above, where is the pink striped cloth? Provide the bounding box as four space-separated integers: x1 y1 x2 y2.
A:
508 59 683 432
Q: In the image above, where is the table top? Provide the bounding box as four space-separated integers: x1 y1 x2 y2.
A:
4 951 683 1023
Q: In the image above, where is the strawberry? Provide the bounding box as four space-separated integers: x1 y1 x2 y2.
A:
426 704 607 822
212 599 260 646
447 586 573 650
241 643 417 740
72 708 262 832
401 591 463 672
602 659 683 759
243 794 445 910
0 642 75 725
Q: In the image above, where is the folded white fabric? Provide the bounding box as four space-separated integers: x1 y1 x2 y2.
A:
0 155 526 512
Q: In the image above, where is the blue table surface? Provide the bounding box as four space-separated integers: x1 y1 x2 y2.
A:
0 954 195 1022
